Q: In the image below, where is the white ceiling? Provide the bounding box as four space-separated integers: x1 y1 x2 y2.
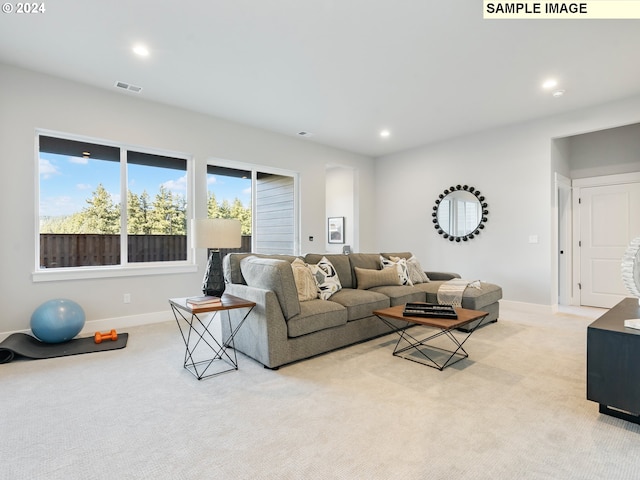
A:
1 1 640 157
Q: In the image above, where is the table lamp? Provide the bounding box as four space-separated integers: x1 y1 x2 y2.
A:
192 218 242 297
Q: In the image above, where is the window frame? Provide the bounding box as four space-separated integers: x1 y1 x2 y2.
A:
33 129 196 282
206 158 300 255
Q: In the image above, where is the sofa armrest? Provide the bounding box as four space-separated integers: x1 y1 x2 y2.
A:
222 283 289 368
426 271 461 281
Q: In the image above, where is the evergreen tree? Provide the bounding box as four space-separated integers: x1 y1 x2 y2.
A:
207 191 219 219
78 184 120 234
206 192 251 235
218 199 232 219
41 185 250 237
149 185 186 235
231 198 252 235
127 190 153 234
173 194 187 235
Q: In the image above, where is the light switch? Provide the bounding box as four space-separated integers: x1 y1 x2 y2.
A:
529 235 539 244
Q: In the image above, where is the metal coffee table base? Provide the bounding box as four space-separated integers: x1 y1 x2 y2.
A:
374 306 488 371
382 319 477 370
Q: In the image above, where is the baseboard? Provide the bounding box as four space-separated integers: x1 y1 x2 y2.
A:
1 310 173 339
79 311 173 335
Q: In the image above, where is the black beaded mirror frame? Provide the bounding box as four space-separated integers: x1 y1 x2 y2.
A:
432 185 489 242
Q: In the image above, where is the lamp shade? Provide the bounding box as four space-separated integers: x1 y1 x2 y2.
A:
191 218 242 249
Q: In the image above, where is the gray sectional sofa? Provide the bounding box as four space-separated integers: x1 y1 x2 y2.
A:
221 252 502 369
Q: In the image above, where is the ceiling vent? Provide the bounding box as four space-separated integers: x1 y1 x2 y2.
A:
115 81 143 93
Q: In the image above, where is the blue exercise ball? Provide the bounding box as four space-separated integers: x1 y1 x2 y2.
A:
30 299 86 344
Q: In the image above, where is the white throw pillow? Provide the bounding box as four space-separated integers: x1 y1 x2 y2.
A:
380 256 413 286
307 256 342 300
391 255 430 284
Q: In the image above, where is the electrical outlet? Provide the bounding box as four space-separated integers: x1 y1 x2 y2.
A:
123 293 131 304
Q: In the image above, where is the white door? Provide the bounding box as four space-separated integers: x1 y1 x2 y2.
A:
579 183 640 307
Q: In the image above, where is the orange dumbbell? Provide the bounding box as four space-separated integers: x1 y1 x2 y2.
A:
94 329 118 344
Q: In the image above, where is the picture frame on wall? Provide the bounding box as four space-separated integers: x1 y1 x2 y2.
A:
328 217 345 244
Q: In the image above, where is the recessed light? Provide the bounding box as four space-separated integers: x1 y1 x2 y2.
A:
380 130 390 138
542 79 558 89
552 89 565 97
132 44 150 57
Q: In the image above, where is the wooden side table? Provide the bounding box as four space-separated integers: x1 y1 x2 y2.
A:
169 294 255 380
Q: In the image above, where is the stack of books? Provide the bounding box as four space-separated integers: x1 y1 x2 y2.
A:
624 318 640 330
403 302 458 319
187 295 223 308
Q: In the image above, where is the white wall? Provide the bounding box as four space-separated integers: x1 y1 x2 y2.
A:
0 63 375 334
4 63 640 336
375 95 640 306
325 166 355 253
567 122 640 179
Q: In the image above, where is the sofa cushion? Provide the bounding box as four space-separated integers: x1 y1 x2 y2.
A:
240 256 301 320
287 300 348 337
304 254 353 288
381 251 414 260
329 287 390 321
307 256 342 300
291 258 318 302
349 253 381 271
223 253 253 285
354 266 400 290
225 253 299 285
369 285 426 306
414 281 502 310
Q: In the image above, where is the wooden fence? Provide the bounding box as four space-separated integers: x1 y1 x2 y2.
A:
40 234 252 268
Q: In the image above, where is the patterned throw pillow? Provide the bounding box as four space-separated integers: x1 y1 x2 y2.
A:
391 255 430 284
291 258 318 301
380 256 413 286
307 256 342 300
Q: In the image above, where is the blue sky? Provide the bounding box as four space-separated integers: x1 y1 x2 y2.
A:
39 153 251 217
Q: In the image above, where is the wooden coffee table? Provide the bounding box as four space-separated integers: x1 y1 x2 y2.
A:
373 304 488 370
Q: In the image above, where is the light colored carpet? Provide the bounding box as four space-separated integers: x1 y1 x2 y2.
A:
1 305 639 479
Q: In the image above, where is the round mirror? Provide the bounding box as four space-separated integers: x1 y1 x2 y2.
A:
432 185 488 242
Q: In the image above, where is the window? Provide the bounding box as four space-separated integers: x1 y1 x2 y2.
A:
37 132 191 276
207 162 297 255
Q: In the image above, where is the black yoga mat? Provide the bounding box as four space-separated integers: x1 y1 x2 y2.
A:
0 332 128 364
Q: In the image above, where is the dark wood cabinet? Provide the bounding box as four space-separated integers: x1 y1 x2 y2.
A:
587 297 640 424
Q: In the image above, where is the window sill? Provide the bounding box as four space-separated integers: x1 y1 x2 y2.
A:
32 263 198 283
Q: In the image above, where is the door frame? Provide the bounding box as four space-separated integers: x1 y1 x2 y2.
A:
555 173 572 306
571 172 640 306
